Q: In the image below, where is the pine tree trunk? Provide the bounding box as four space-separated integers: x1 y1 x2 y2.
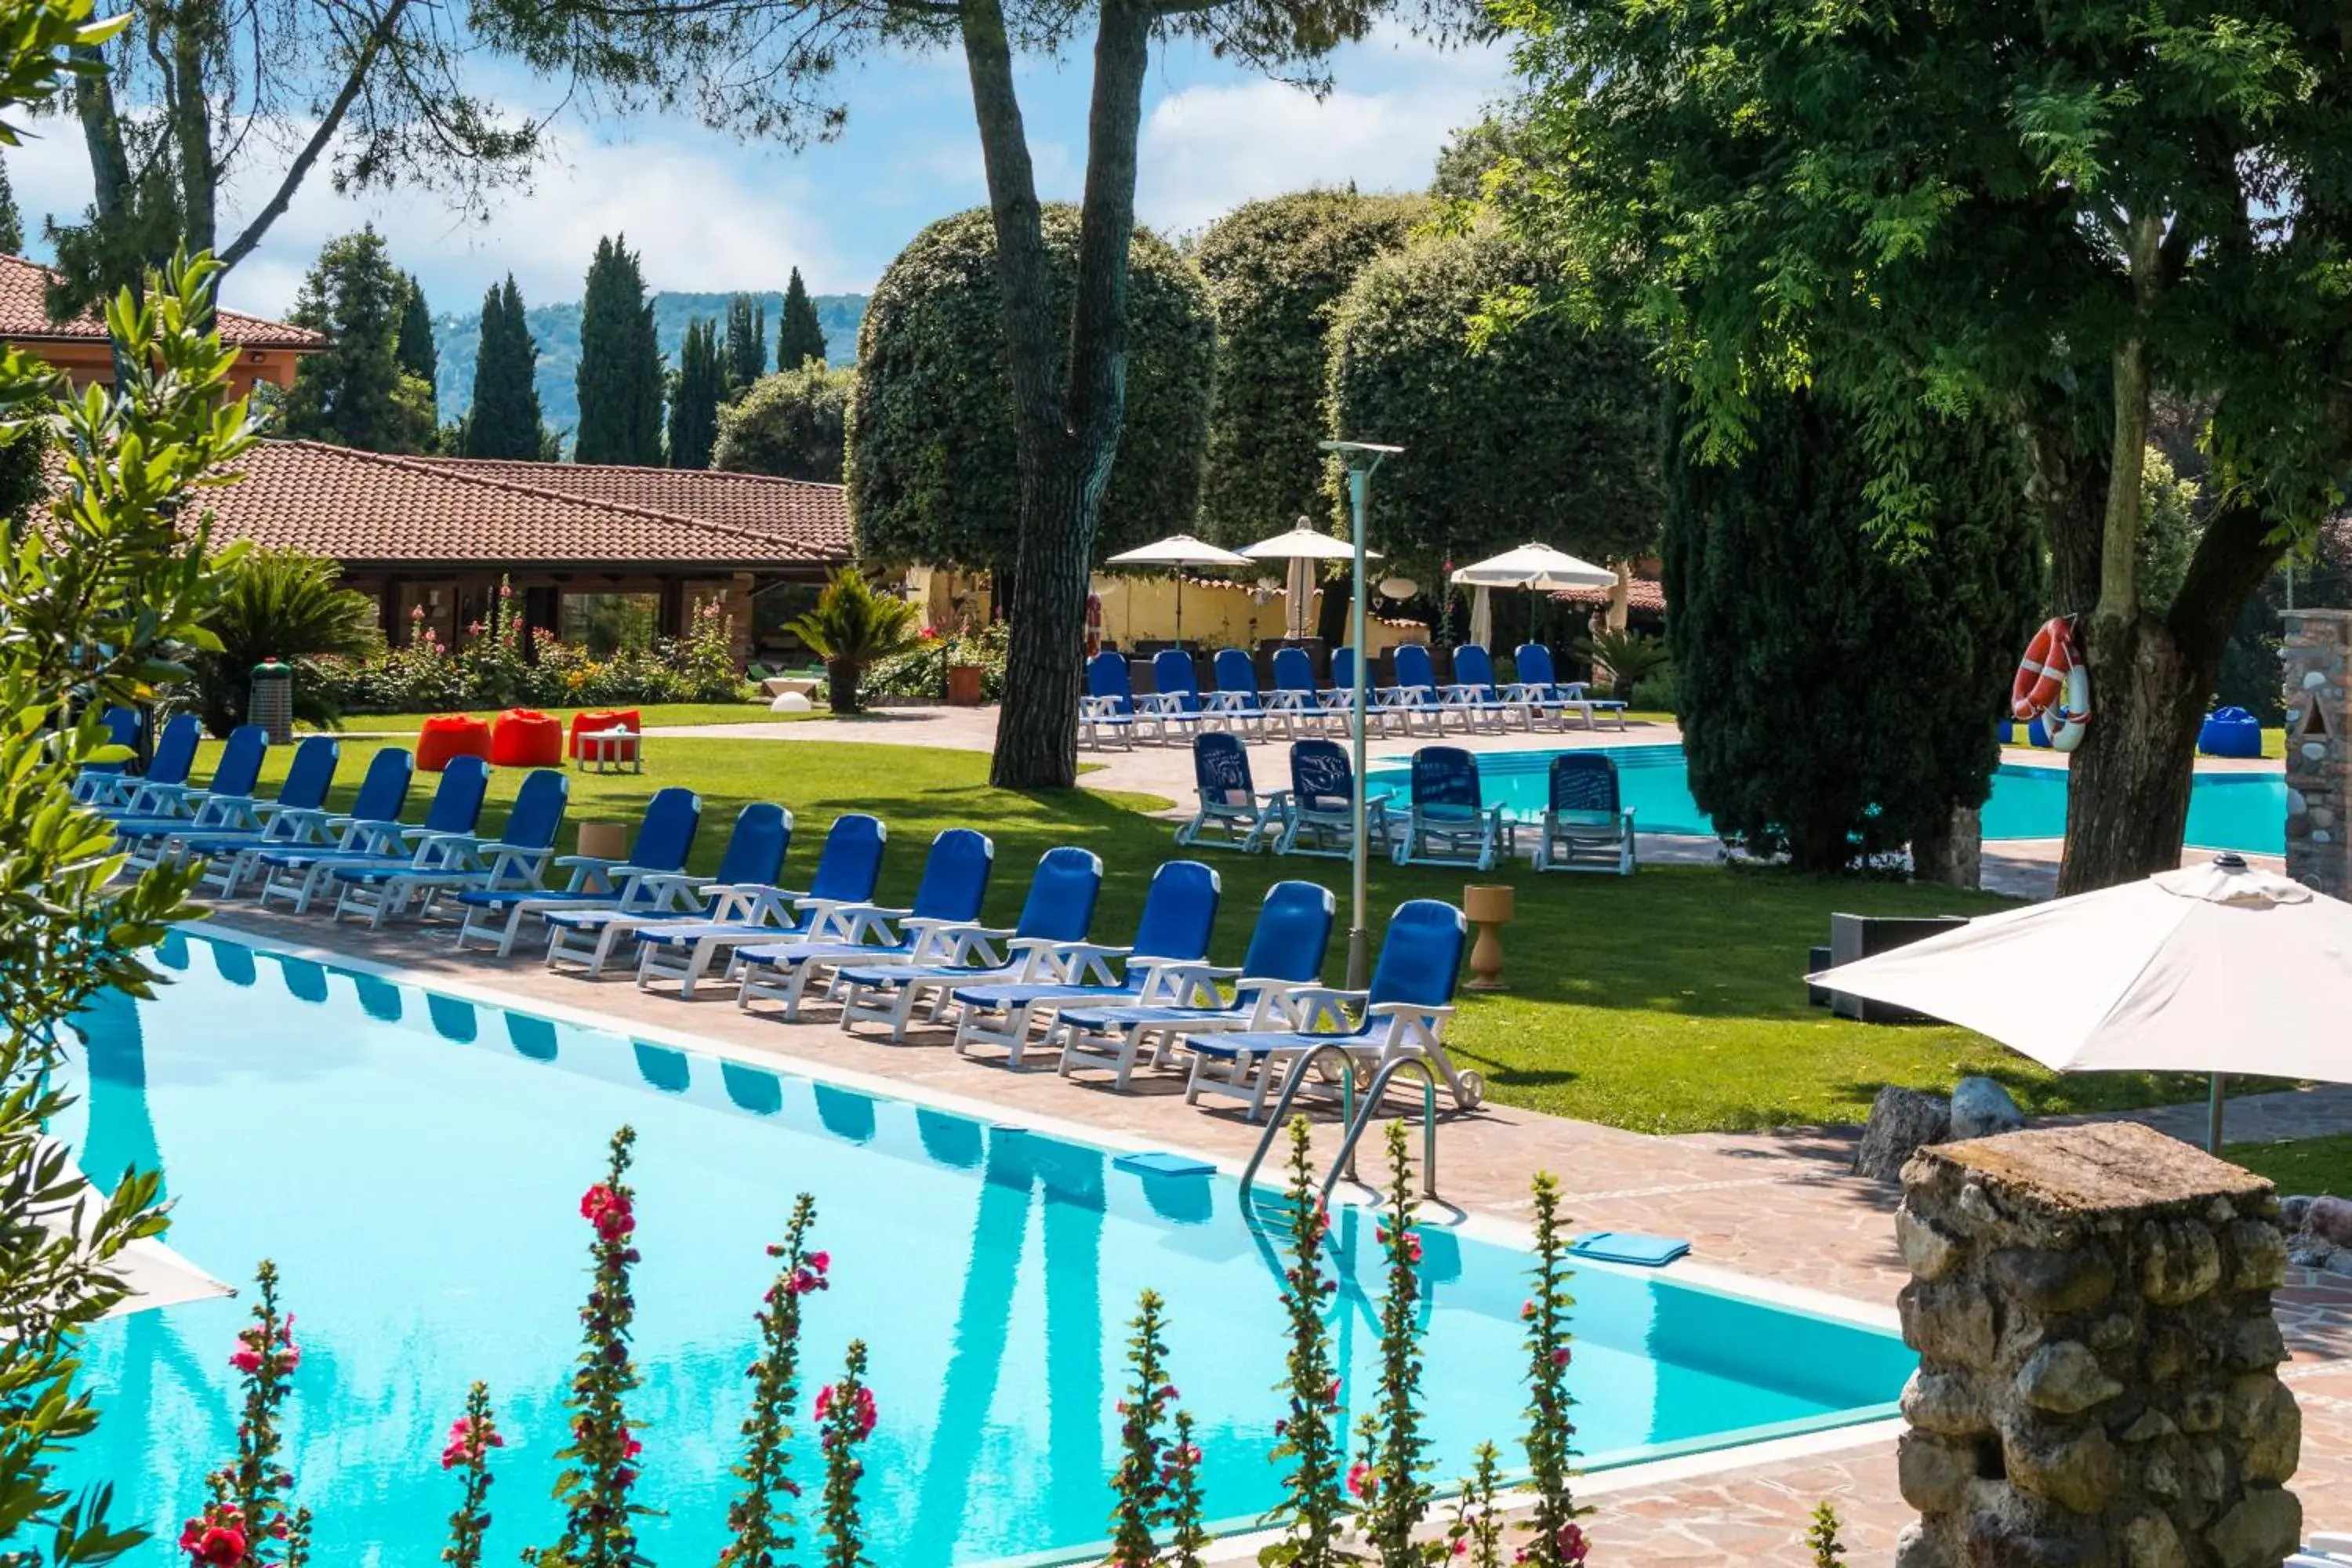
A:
993 458 1093 786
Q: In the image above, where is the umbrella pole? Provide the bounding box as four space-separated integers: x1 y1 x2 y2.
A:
2207 1073 2226 1156
1174 576 1183 649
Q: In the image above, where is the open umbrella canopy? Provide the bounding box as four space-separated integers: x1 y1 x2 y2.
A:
1450 543 1614 591
1809 855 2352 1082
1239 522 1383 563
1105 533 1254 570
25 1138 234 1320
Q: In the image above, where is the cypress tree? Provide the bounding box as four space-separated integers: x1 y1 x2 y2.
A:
667 318 724 469
394 271 437 432
281 226 435 453
463 274 546 459
0 154 20 254
724 293 766 394
777 267 827 370
1664 387 2042 873
575 234 666 465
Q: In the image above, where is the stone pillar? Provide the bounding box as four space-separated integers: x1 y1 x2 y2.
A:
2282 608 2352 898
1894 1122 2300 1568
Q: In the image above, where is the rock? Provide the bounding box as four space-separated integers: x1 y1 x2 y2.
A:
2288 1239 2336 1269
1991 1247 2116 1314
1893 1523 1949 1568
767 691 815 713
2139 1218 2222 1305
1949 1075 2027 1140
1901 1281 1998 1367
2226 1374 2301 1484
1857 1086 1952 1181
1899 1206 1965 1281
2281 1194 2314 1232
2223 1312 2287 1373
2120 1510 2187 1568
2112 1406 2176 1444
2206 1488 2303 1568
2017 1341 2124 1415
1897 1430 1973 1512
1903 1368 1986 1435
2003 1418 2118 1513
2327 1248 2352 1277
2224 1219 2288 1291
2178 1387 2225 1434
2310 1194 2352 1249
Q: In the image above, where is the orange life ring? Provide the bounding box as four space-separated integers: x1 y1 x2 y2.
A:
2010 618 2073 720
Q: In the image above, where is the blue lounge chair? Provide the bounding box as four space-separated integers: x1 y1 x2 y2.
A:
1321 647 1389 735
325 767 571 927
1080 651 1156 750
1175 732 1283 851
1148 650 1213 739
1055 879 1335 1092
1178 898 1478 1118
1395 746 1506 871
634 812 888 998
255 755 490 913
734 827 995 1021
1442 644 1528 731
128 734 341 880
1385 644 1452 734
1266 647 1338 735
833 845 1104 1043
951 858 1221 1067
448 785 699 956
207 746 412 897
544 801 793 978
81 711 199 809
1272 739 1389 858
71 706 144 804
1533 753 1636 875
1508 643 1628 731
104 722 268 833
1207 648 1276 737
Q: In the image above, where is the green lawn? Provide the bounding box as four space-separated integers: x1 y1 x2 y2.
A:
2227 1133 2352 1197
194 734 2256 1137
321 702 804 734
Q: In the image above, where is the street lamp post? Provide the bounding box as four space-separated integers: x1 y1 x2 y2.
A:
1319 439 1402 989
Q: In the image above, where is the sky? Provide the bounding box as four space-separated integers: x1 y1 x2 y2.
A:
1 24 1514 322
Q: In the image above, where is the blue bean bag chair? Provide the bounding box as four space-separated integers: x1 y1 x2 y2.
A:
2198 705 2262 759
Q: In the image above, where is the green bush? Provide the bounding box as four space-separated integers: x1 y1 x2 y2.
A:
787 570 924 713
188 548 383 734
1628 667 1678 713
866 621 1012 702
715 361 854 482
847 205 1216 572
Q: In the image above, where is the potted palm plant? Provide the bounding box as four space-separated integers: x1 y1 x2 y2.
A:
789 570 924 714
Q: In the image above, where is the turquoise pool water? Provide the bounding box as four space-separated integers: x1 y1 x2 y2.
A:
62 931 1914 1566
1367 745 2287 855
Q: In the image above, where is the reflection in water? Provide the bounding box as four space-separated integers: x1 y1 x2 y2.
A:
720 1061 782 1116
426 994 477 1044
155 931 190 971
813 1084 877 1145
74 988 164 1195
632 1043 691 1094
915 1109 983 1170
1138 1171 1213 1226
504 1013 557 1062
352 976 403 1023
212 942 257 988
278 958 330 1005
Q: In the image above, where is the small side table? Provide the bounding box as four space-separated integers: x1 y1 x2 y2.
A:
1462 883 1515 992
577 728 642 774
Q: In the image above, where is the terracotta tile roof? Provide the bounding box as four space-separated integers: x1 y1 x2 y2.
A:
0 253 326 350
1555 575 1667 614
191 441 846 569
412 457 852 560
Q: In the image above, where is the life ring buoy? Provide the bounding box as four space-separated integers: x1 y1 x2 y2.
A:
2047 662 2092 752
2010 618 2071 720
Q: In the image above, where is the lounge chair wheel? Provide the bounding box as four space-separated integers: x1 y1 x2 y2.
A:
1457 1069 1486 1110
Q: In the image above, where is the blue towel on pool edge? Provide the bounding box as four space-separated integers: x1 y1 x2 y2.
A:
1568 1231 1690 1267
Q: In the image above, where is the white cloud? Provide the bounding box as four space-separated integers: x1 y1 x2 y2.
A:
1134 48 1507 238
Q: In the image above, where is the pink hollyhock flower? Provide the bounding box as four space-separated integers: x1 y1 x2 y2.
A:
230 1346 262 1374
1345 1461 1370 1498
1452 1540 1468 1557
851 1385 878 1439
808 1250 830 1274
1156 1384 1178 1403
1559 1523 1590 1565
1551 1346 1572 1368
814 1385 834 1421
1324 1377 1341 1403
1520 1300 1537 1321
179 1515 247 1567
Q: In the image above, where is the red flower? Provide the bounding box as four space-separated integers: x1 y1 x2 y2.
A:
1324 1377 1341 1403
808 1250 830 1274
1452 1541 1468 1558
1558 1523 1590 1565
1551 1346 1572 1368
440 1414 503 1471
230 1347 262 1374
1345 1461 1371 1499
179 1515 248 1567
580 1183 634 1239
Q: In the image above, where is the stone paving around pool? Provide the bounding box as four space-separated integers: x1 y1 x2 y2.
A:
197 896 2352 1563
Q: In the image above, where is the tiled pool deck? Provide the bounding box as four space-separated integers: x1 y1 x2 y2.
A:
196 894 2352 1561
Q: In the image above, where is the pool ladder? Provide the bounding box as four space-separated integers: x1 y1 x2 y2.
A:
1237 1044 1440 1205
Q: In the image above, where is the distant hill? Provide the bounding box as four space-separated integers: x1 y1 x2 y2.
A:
430 289 866 436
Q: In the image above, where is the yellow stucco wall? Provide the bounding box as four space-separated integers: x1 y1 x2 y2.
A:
1091 574 1422 652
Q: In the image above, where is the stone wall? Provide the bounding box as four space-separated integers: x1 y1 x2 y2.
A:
1894 1121 2301 1568
2283 608 2352 898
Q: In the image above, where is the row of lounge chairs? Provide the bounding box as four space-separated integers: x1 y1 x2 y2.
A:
1082 644 1627 750
83 715 1483 1122
1178 733 1638 874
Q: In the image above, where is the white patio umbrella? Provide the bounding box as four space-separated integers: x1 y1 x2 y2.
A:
1104 533 1253 645
1808 854 2352 1151
1450 543 1615 648
1240 518 1382 639
25 1138 234 1319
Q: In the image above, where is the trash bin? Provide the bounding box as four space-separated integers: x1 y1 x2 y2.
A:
249 659 294 744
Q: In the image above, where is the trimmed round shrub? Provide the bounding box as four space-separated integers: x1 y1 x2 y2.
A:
715 361 855 483
847 205 1217 572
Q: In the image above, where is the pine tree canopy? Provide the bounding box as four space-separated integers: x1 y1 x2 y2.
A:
463 274 548 460
281 227 437 455
667 317 724 469
575 234 666 466
777 267 828 371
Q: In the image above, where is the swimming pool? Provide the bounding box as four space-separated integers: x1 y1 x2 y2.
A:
1367 744 2287 855
61 931 1914 1565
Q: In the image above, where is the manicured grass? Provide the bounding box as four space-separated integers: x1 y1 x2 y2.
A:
195 734 2241 1136
320 702 804 734
2263 727 2285 760
2227 1133 2352 1197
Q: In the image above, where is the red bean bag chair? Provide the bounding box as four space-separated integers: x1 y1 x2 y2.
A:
416 714 492 773
489 709 564 768
568 708 644 760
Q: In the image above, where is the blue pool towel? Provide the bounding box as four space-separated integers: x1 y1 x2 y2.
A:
1115 1151 1215 1180
1568 1231 1690 1267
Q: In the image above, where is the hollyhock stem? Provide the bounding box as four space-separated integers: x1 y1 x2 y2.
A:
1106 1289 1177 1567
817 1340 875 1568
1259 1115 1346 1566
525 1125 656 1568
720 1192 824 1567
1519 1172 1586 1567
440 1382 502 1568
1161 1408 1210 1568
183 1259 310 1567
1358 1119 1433 1564
1445 1444 1506 1568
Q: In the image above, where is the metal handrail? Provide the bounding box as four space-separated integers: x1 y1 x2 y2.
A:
1320 1056 1439 1204
1236 1040 1361 1198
